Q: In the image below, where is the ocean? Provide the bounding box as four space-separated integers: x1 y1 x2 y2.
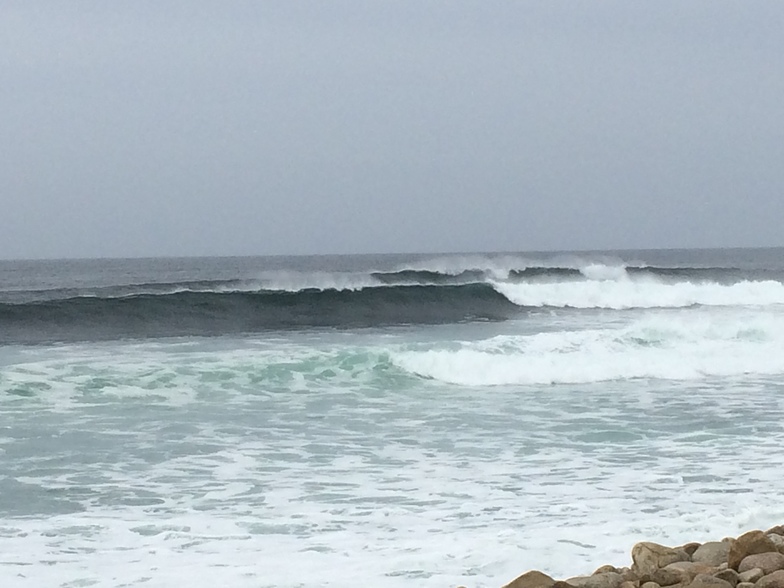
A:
1 249 783 588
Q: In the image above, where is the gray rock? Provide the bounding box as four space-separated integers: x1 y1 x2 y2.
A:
640 583 660 588
735 583 755 588
503 570 556 588
564 576 592 587
738 568 764 584
738 552 784 575
693 542 731 567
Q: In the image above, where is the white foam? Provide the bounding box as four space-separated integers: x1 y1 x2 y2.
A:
392 310 784 385
4 330 784 588
492 277 784 309
580 263 629 281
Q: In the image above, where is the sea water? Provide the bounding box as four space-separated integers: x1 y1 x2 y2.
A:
1 249 784 587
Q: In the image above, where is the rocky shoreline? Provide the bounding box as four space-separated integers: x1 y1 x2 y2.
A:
499 527 784 588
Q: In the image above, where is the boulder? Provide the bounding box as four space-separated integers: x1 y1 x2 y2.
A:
681 543 702 557
595 566 621 575
738 568 764 584
738 552 784 575
618 582 637 588
693 543 731 567
735 583 754 588
503 570 556 588
651 568 684 587
728 531 778 570
565 574 626 588
583 572 625 588
619 568 639 584
663 562 717 583
768 534 784 553
640 583 660 588
767 527 784 537
633 543 691 580
757 571 784 588
712 569 739 588
685 574 733 588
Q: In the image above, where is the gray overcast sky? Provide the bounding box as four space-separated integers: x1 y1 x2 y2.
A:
1 1 783 259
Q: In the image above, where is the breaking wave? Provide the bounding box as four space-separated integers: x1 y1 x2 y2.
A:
2 260 784 343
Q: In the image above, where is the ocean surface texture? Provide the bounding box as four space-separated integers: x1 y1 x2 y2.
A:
2 249 784 588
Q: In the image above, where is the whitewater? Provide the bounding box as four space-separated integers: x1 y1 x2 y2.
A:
2 249 784 588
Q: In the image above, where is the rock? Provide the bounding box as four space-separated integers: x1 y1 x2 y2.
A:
567 574 626 588
767 527 784 537
619 568 639 584
738 568 764 584
664 561 717 583
583 572 625 588
736 583 755 588
685 573 733 588
728 531 778 570
641 583 660 588
712 568 739 588
757 571 784 588
693 543 731 567
738 553 784 575
619 582 637 588
681 543 702 557
633 543 691 580
503 570 556 588
768 534 784 553
651 568 684 587
595 566 620 575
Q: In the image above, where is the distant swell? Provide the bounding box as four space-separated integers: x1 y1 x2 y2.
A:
0 284 520 344
371 269 487 285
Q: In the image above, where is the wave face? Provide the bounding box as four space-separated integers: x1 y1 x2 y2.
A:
0 285 519 344
3 251 784 343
